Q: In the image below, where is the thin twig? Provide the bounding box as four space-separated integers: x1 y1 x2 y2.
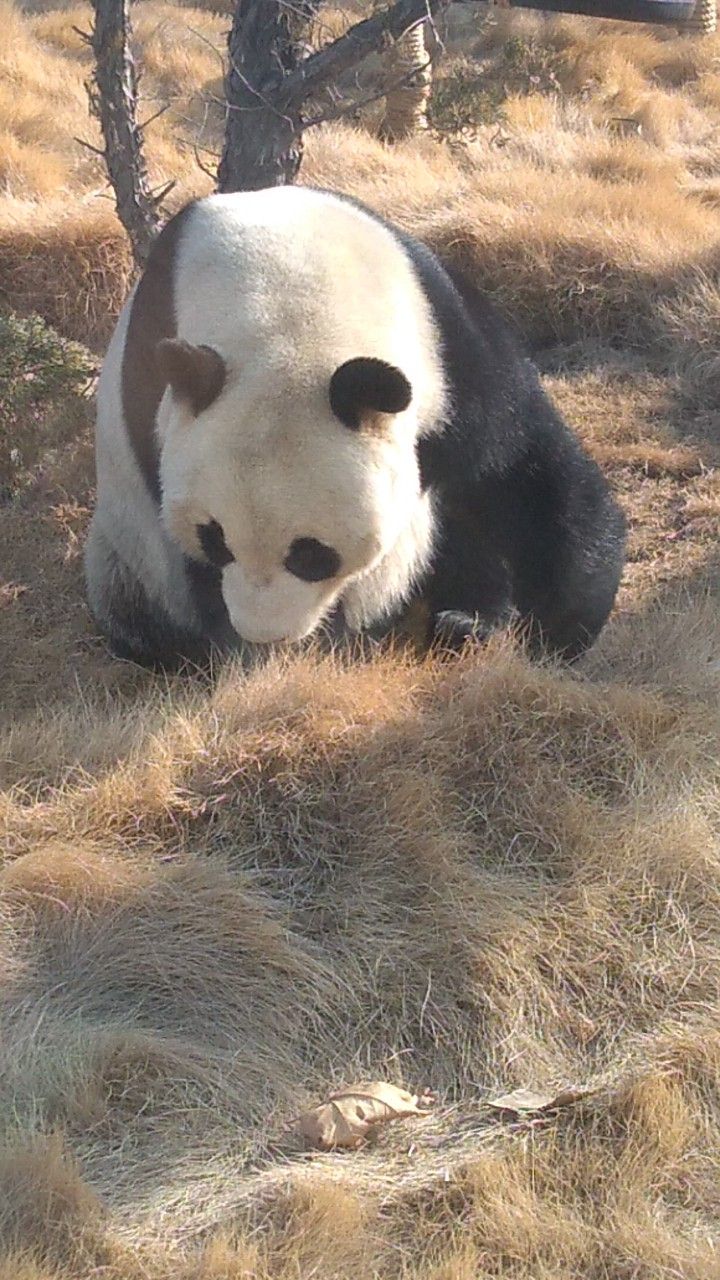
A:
193 143 219 180
149 178 177 205
280 0 443 105
74 136 106 157
139 101 171 131
304 58 433 129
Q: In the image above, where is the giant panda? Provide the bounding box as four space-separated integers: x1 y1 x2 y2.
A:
84 185 626 671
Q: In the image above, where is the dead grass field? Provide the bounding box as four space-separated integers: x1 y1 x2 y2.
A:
2 2 720 1277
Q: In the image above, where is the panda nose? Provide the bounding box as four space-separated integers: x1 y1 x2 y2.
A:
284 537 342 583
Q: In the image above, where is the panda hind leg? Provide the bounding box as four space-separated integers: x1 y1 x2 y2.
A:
424 437 626 664
423 514 516 656
507 446 627 664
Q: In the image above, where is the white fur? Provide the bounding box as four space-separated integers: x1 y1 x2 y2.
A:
90 187 447 648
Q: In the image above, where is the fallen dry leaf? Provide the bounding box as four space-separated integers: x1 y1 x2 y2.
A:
296 1082 436 1150
487 1085 597 1116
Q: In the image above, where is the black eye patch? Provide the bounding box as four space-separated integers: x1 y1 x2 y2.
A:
197 519 234 568
284 537 341 583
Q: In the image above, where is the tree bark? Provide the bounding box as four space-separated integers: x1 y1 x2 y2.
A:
218 0 320 193
89 0 161 267
218 0 451 193
380 21 432 141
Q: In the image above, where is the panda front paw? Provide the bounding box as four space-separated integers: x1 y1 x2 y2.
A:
429 610 493 655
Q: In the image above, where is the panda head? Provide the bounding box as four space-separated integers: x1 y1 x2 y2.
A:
154 336 423 645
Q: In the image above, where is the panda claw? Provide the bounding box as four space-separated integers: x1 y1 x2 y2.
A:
429 610 492 656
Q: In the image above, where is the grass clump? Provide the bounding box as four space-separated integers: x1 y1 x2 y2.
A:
501 31 564 97
0 311 95 494
429 33 563 136
429 60 506 134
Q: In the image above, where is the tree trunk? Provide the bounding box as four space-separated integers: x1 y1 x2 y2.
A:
218 0 451 193
380 21 432 141
89 0 161 267
217 0 319 193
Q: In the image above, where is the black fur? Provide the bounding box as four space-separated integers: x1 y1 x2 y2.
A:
98 545 235 673
329 357 412 429
413 249 626 659
197 519 234 567
156 339 226 417
284 537 342 583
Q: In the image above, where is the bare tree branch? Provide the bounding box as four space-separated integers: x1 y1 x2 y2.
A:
193 143 219 180
74 136 107 158
89 0 452 229
284 0 441 102
302 58 433 130
218 0 450 192
140 102 172 131
88 0 162 267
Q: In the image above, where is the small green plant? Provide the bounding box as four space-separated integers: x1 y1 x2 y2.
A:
0 312 95 423
429 36 564 137
0 311 96 494
429 62 506 135
500 34 563 97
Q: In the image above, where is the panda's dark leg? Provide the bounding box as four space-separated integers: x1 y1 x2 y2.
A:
101 577 217 673
423 440 625 662
505 437 627 662
511 511 627 663
423 509 516 654
94 547 243 674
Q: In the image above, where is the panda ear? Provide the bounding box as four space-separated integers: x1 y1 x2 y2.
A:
329 357 412 430
156 339 226 416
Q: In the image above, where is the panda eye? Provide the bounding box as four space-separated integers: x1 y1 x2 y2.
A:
284 537 341 583
197 519 234 567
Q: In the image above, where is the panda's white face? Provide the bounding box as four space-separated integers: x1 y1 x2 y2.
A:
158 357 426 644
152 187 446 645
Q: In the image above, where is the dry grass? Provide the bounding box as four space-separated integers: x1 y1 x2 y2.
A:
3 2 720 1277
2 618 720 1277
0 0 222 343
5 0 720 365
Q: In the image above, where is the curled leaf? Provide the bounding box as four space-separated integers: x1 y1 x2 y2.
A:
296 1082 436 1150
487 1085 597 1116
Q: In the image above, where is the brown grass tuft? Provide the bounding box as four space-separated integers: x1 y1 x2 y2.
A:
0 1135 105 1268
0 203 132 348
0 0 219 343
2 617 720 1275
